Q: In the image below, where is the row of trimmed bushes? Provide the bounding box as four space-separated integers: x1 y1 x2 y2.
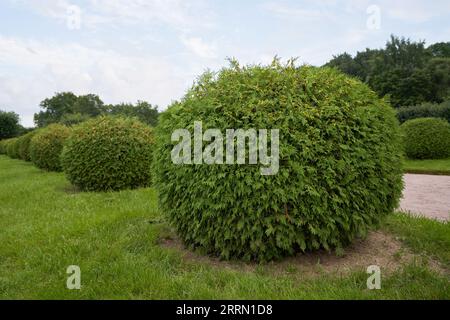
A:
397 100 450 124
0 117 154 191
0 64 447 261
2 116 447 176
0 124 70 170
0 64 405 261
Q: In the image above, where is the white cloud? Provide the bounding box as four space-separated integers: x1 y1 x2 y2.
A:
382 0 450 23
11 0 72 19
0 35 188 127
11 0 214 31
180 35 217 59
263 2 326 21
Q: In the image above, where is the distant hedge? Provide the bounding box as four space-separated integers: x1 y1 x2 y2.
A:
61 116 154 191
153 61 404 261
401 118 450 159
397 101 450 124
30 124 71 171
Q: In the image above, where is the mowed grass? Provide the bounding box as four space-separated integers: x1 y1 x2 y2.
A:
0 155 448 299
384 213 450 268
403 158 450 175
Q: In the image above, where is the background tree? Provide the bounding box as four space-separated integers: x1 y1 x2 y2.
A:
427 57 450 102
34 92 78 127
325 52 360 78
106 101 159 126
427 42 450 58
324 36 450 107
72 94 105 117
0 110 21 140
35 92 158 127
59 113 92 126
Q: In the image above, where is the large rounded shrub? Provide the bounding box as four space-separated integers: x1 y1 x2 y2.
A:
18 131 37 161
401 118 450 159
30 124 71 171
61 116 154 191
153 61 404 261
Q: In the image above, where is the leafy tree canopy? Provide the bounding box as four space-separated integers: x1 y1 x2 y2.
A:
34 92 159 127
324 35 450 107
0 110 21 140
105 101 159 127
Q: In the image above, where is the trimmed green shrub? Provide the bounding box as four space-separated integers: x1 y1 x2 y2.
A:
397 101 450 124
30 124 71 171
2 138 13 157
61 116 154 191
6 137 20 159
0 139 7 154
17 131 37 161
153 61 404 261
1 139 10 155
401 118 450 159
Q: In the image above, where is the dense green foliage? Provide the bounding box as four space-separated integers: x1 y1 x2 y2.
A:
0 139 8 155
59 112 92 126
325 36 450 108
0 110 21 140
153 61 404 261
17 131 37 161
30 124 71 171
0 140 6 154
397 100 450 123
401 118 450 159
61 116 154 191
34 92 159 127
34 92 103 127
106 101 159 127
5 138 19 159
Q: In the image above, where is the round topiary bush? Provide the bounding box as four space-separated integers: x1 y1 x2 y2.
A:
2 139 12 156
18 131 37 161
30 124 71 171
0 139 8 154
6 137 20 159
61 116 154 191
401 118 450 159
153 61 404 261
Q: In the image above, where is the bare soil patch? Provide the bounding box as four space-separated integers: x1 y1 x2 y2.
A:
159 230 447 277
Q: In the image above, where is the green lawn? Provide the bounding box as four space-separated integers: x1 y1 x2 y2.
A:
0 155 448 299
403 158 450 175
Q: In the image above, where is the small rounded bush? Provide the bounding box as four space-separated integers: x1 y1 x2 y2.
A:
30 124 71 171
401 118 450 159
61 116 154 191
18 131 37 161
2 139 11 156
0 139 8 154
153 61 404 261
6 138 20 159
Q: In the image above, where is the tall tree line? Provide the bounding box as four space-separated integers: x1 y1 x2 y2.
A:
324 35 450 108
34 92 159 128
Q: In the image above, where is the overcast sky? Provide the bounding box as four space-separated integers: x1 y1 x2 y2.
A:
1 0 450 127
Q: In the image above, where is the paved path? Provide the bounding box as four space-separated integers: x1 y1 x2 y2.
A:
400 174 450 221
